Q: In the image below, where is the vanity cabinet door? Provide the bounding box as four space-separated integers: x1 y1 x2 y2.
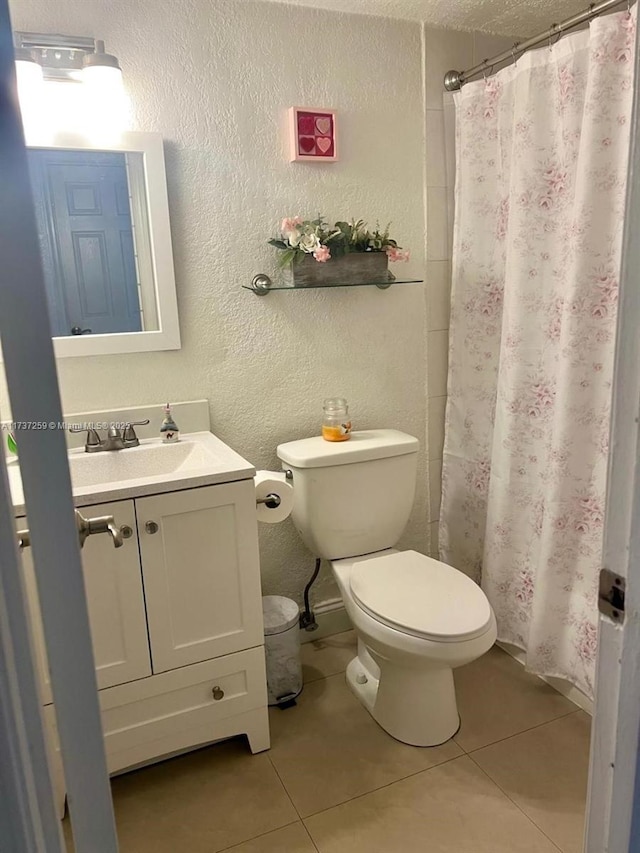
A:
137 480 263 673
21 500 152 702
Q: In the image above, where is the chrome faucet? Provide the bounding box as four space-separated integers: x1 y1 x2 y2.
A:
70 420 150 453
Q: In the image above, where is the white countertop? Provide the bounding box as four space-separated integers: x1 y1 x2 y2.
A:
9 431 255 518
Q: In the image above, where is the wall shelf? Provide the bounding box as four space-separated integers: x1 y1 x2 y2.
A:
243 273 424 296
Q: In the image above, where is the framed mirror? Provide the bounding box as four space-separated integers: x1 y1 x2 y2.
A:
25 131 180 357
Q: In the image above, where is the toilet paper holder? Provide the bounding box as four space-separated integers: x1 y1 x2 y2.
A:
256 493 282 509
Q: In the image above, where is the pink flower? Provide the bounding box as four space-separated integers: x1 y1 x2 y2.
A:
313 245 331 263
591 303 609 319
577 620 598 662
281 216 302 235
387 247 410 263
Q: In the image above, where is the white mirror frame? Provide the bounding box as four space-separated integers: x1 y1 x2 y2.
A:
24 130 180 358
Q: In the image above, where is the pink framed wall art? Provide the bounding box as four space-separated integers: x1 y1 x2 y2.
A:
288 107 338 162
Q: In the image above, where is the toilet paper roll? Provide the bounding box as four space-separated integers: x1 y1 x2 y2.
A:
255 471 294 524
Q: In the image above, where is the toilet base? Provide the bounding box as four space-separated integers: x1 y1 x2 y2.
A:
346 654 460 747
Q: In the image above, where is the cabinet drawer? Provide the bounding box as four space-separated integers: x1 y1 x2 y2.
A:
44 646 268 775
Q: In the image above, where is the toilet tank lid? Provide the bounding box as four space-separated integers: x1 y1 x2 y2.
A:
277 429 419 469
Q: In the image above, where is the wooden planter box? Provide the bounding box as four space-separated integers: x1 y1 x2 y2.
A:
290 252 389 287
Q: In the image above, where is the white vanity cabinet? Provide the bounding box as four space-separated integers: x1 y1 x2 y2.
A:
19 475 269 816
22 499 151 703
137 481 264 672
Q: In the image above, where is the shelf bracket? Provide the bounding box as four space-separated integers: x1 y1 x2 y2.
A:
250 274 273 296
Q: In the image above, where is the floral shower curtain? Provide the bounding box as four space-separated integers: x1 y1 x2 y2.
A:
439 8 636 698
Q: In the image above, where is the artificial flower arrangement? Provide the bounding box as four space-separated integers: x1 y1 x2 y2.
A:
268 217 410 267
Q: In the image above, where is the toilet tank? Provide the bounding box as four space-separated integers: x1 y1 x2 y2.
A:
276 430 419 560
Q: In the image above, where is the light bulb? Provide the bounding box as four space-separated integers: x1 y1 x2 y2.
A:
82 43 129 141
82 62 123 90
14 50 45 141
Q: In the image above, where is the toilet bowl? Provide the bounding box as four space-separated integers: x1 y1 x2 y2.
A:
276 429 496 747
332 549 497 746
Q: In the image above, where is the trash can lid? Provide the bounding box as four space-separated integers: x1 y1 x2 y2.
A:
262 595 300 635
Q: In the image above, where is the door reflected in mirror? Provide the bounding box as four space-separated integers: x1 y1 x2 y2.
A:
20 131 179 358
27 148 159 338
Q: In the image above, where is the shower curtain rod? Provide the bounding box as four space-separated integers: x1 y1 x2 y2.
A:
443 0 631 90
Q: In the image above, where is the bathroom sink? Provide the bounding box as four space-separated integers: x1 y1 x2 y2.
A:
7 431 255 516
68 439 217 488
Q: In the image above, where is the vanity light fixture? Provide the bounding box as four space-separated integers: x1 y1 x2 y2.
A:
13 47 44 138
13 46 43 98
12 33 129 139
82 40 122 87
13 32 121 82
14 46 42 84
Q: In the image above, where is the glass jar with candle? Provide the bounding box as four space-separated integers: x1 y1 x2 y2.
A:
322 398 352 442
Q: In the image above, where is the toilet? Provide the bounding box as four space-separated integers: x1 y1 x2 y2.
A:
276 429 497 747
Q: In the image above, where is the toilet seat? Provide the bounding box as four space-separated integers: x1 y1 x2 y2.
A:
349 550 492 643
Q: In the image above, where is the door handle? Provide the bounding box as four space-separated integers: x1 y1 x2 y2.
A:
70 326 92 335
76 511 124 549
17 510 124 551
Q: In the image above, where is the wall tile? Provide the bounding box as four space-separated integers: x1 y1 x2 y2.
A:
428 394 447 461
427 260 451 331
446 184 455 261
427 330 450 398
472 33 519 74
426 109 446 188
425 28 473 110
429 520 440 558
443 95 456 190
427 187 449 261
429 459 443 522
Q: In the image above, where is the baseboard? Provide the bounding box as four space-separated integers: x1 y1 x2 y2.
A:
299 598 352 643
497 641 593 715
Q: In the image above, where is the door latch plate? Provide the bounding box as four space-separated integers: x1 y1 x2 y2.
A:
599 568 626 624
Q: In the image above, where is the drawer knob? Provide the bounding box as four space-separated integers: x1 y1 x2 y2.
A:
212 686 224 701
145 521 159 535
120 525 133 539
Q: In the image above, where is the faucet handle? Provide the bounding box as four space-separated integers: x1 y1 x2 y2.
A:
69 425 102 452
123 419 150 447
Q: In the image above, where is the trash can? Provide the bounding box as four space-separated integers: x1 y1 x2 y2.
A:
262 595 303 706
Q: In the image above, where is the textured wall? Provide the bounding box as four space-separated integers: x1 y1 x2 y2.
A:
6 0 429 606
258 0 580 38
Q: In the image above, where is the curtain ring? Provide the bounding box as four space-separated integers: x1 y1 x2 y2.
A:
483 62 494 81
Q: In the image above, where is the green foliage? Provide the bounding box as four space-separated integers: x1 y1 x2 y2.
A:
270 216 403 265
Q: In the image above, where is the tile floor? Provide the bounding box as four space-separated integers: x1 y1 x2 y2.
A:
64 633 591 852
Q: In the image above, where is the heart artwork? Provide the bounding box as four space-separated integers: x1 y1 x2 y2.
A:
298 115 315 135
315 116 332 135
299 136 316 154
289 108 337 161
